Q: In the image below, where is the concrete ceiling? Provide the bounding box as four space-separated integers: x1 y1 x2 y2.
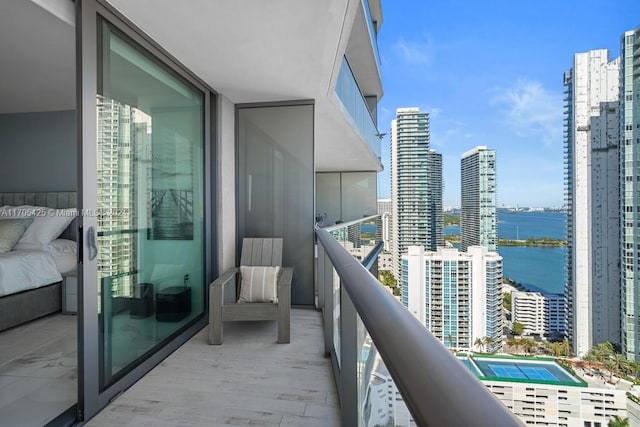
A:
0 0 381 171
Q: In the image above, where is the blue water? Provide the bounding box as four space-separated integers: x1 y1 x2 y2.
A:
444 211 566 294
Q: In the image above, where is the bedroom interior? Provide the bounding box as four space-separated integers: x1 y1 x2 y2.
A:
0 1 79 426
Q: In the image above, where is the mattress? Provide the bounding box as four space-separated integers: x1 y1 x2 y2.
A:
0 250 62 297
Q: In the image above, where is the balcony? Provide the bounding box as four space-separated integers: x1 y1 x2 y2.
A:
88 217 523 426
87 309 338 426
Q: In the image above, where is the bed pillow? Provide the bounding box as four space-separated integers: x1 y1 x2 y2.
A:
3 205 77 251
238 266 281 303
0 218 34 253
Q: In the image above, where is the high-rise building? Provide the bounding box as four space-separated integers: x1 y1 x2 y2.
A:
460 146 497 252
564 49 621 357
401 245 503 353
621 27 640 361
390 107 443 279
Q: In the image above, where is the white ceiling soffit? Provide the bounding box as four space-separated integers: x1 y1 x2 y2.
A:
107 0 382 172
0 0 75 114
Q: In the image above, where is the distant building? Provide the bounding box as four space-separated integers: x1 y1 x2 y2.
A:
390 108 443 280
621 26 640 361
378 199 392 251
468 355 626 426
377 198 392 214
460 146 497 252
564 49 621 357
512 291 566 337
401 245 503 353
372 353 627 427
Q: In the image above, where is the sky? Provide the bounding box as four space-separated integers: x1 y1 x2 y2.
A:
375 0 640 208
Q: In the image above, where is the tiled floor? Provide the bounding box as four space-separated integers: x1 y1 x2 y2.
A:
0 313 77 427
88 308 340 427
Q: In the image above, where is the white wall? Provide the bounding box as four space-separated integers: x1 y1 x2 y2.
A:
217 95 236 273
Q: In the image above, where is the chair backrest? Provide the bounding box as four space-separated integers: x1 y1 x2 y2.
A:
240 238 283 267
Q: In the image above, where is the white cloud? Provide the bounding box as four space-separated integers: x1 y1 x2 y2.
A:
393 36 434 66
489 79 563 145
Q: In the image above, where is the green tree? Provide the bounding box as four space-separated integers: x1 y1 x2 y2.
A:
474 337 484 353
379 271 400 296
511 322 525 336
608 415 630 427
521 338 536 355
502 292 512 312
507 337 520 354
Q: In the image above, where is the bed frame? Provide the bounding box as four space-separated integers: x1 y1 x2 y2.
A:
0 191 77 332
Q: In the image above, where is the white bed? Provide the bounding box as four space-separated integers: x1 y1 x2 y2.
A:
0 238 77 297
0 192 77 331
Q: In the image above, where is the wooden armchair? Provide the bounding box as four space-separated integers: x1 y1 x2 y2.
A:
208 238 293 345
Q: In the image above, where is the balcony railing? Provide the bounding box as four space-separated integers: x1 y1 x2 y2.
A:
335 57 381 160
316 217 523 426
362 0 381 71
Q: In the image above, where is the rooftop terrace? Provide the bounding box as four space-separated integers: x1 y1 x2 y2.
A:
458 354 586 387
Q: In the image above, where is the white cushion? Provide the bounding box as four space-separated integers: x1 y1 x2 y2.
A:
0 205 76 250
0 218 34 253
238 266 281 303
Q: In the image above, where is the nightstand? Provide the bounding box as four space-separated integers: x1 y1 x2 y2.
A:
62 270 77 314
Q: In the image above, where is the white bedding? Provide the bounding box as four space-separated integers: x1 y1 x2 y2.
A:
0 250 62 297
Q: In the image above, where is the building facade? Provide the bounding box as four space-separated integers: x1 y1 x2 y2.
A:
460 146 497 252
401 245 503 353
512 291 566 337
390 108 442 280
0 0 385 424
564 49 621 358
621 26 640 361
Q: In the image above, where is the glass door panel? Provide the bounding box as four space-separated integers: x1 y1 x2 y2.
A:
96 19 204 388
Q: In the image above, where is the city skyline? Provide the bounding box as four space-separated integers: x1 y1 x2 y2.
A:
375 1 640 207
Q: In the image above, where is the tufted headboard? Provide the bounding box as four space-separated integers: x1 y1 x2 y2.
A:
0 191 78 241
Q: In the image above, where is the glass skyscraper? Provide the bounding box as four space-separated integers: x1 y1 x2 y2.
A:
390 108 443 280
460 146 497 252
621 26 640 361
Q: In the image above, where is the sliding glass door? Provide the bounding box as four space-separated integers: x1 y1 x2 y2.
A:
78 1 212 420
95 18 205 387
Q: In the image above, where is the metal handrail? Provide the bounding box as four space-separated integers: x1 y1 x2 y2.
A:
316 228 524 427
323 214 379 232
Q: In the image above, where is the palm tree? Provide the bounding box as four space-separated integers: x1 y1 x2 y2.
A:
483 336 495 354
507 337 520 354
474 337 484 353
608 415 629 427
521 338 536 355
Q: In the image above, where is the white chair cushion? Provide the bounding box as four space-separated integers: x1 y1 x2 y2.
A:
238 266 281 303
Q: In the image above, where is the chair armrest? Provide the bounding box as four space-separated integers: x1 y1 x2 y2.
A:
210 268 239 289
278 267 293 288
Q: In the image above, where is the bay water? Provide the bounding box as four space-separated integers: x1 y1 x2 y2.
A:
444 211 566 294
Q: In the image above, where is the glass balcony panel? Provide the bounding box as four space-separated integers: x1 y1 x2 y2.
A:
335 58 381 159
362 0 381 69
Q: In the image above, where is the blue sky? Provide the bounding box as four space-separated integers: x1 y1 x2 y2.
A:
375 1 640 208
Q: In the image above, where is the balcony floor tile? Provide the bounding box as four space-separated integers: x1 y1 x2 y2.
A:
87 308 339 427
